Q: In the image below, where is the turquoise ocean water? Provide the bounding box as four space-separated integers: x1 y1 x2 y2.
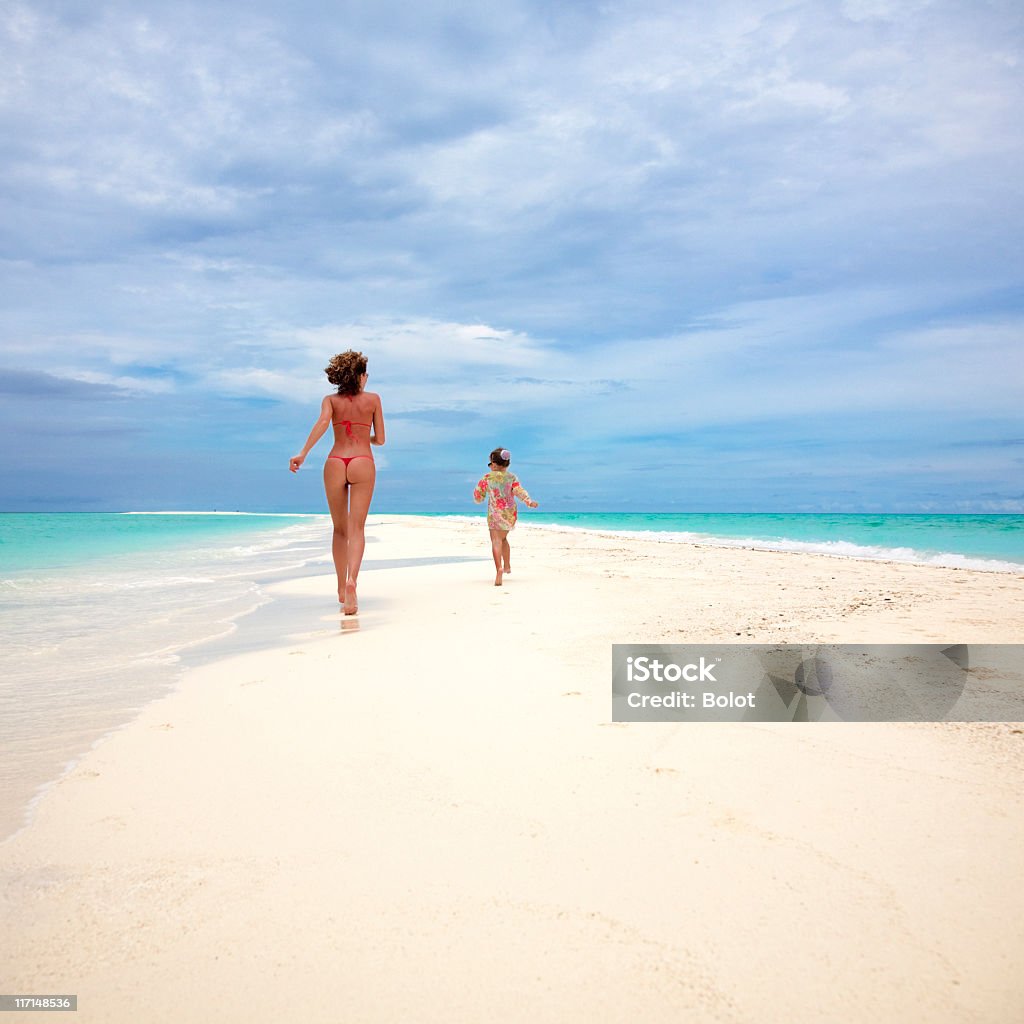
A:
2 510 1022 842
0 513 334 842
0 511 326 573
513 512 1024 572
4 512 1023 577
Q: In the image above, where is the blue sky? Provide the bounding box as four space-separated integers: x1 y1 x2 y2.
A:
1 0 1022 512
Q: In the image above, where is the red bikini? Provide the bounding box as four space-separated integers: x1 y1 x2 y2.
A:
329 417 374 467
333 419 371 438
328 453 373 466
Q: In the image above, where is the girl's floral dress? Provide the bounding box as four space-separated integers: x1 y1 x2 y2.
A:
473 470 533 531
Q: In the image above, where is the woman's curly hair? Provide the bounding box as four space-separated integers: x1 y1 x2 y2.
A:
325 350 368 395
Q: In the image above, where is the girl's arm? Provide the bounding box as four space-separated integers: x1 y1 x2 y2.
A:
289 397 333 472
371 393 386 446
512 480 538 508
473 478 488 503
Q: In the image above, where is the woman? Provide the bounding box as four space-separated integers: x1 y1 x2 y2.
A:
290 350 385 615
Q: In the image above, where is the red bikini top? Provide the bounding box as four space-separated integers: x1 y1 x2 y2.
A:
333 419 371 437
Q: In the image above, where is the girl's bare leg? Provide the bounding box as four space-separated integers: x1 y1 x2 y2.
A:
502 537 511 573
342 460 376 613
489 528 507 586
323 461 350 605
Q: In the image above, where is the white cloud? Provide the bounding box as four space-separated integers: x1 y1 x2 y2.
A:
841 0 934 24
66 370 173 395
880 320 1024 355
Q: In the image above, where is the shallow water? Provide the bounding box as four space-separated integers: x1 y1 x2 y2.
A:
441 511 1024 572
0 514 335 841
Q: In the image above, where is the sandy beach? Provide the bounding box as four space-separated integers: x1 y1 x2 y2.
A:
2 516 1023 1023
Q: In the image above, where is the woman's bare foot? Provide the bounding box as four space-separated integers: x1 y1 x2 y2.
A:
343 581 358 615
503 563 511 574
494 570 503 587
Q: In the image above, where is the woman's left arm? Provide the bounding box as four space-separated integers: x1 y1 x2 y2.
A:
289 397 333 472
371 393 386 446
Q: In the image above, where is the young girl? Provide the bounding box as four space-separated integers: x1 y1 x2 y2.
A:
473 448 538 586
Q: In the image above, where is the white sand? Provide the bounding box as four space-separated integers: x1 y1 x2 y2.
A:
2 517 1023 1022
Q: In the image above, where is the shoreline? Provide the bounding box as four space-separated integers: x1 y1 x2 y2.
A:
450 513 1024 574
0 520 338 846
3 516 1024 1021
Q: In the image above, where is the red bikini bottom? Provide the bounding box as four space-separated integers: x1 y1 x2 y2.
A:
328 454 374 467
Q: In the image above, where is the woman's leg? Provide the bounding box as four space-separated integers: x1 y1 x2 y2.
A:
343 459 376 612
324 460 350 604
489 528 507 586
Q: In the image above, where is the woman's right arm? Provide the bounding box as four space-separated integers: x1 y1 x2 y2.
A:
371 393 386 446
289 397 333 472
